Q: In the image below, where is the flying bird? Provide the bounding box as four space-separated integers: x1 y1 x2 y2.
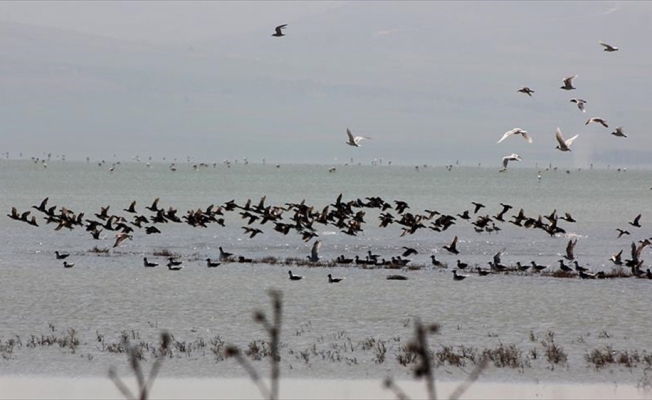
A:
570 98 587 113
517 87 535 97
560 75 578 90
555 128 579 152
345 128 371 147
499 154 521 172
599 41 618 52
307 240 321 262
272 24 287 37
564 238 578 261
443 236 459 254
611 127 627 138
497 128 532 144
586 117 609 128
113 232 132 248
629 214 642 228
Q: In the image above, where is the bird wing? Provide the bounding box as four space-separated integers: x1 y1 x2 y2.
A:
497 129 515 144
502 157 509 169
566 239 576 258
311 240 321 258
634 214 641 225
354 136 371 144
599 41 614 50
555 128 566 147
346 128 355 143
565 134 579 147
275 24 287 35
564 75 578 85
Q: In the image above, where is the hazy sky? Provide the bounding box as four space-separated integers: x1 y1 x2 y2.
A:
0 1 651 167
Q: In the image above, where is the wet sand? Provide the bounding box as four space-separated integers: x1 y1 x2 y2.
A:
1 377 650 399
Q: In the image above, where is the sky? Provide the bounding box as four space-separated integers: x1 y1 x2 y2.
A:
0 1 651 167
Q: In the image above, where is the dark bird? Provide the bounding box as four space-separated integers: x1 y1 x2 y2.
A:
206 258 221 268
558 259 573 272
443 236 459 254
430 255 445 268
242 226 263 238
456 260 469 270
143 257 158 267
145 226 161 234
124 201 137 213
453 270 467 281
167 258 183 270
32 197 49 213
288 270 303 281
63 261 74 268
599 41 618 52
55 251 70 260
616 228 630 238
7 207 20 220
146 198 160 212
629 214 642 228
476 267 490 276
272 24 287 37
517 86 534 97
471 202 485 214
402 247 418 257
328 274 345 283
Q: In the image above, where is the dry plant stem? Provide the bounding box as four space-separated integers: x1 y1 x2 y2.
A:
415 320 436 400
109 368 136 400
232 352 272 400
448 358 488 400
270 290 282 400
383 378 411 400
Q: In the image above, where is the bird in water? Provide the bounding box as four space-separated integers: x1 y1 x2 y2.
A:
288 270 303 281
328 274 345 283
63 261 75 268
453 270 468 281
55 251 70 260
206 258 221 268
143 257 159 267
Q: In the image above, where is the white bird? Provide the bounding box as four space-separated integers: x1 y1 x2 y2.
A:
560 75 578 90
307 240 321 262
497 128 532 144
570 98 587 113
555 128 579 152
611 126 627 138
345 128 371 147
499 154 521 172
599 41 618 52
586 117 609 128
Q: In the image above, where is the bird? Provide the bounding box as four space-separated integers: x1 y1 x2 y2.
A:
143 257 159 267
219 247 233 261
616 228 630 238
288 270 303 281
456 260 469 269
499 154 521 172
345 128 371 147
443 236 459 254
611 127 627 138
167 258 183 270
517 86 534 96
476 267 490 276
629 214 642 228
63 261 74 268
113 232 132 248
586 117 609 128
497 128 532 144
530 261 547 272
560 75 578 90
307 240 321 262
124 201 137 213
453 270 468 281
471 202 485 214
555 128 579 152
564 238 578 260
599 41 618 52
402 247 418 257
573 261 589 273
570 98 587 113
328 274 345 283
558 260 573 272
206 258 221 268
55 251 70 260
272 24 287 37
430 255 445 268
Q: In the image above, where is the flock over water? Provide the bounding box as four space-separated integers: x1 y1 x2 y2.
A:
6 191 652 281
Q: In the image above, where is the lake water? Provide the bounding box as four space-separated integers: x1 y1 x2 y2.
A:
1 160 651 387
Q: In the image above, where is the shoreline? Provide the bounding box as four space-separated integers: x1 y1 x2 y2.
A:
1 376 650 400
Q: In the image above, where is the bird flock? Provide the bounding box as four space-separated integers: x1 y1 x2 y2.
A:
497 41 625 172
7 192 652 281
